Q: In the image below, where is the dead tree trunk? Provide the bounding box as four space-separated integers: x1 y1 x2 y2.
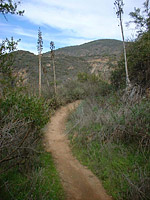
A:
114 0 131 88
37 27 43 97
50 41 57 95
39 54 41 97
119 14 131 87
52 59 57 95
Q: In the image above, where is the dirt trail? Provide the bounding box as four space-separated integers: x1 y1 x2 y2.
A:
44 101 112 200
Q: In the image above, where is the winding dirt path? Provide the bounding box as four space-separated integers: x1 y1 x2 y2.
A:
44 101 112 200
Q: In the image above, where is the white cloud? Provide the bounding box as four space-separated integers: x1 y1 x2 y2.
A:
17 41 37 54
1 0 144 53
13 28 37 39
0 22 11 27
22 0 144 40
0 23 36 40
61 37 92 47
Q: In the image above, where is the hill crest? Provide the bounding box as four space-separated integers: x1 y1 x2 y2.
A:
44 39 123 57
10 38 123 92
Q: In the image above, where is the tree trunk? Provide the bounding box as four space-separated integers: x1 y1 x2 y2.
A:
120 15 131 87
39 54 41 97
53 59 57 95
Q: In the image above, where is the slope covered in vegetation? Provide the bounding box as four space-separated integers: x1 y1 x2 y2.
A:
65 16 150 200
10 39 124 95
44 39 124 57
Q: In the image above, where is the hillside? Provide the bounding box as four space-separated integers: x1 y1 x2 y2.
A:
11 39 124 92
11 50 91 93
44 39 123 57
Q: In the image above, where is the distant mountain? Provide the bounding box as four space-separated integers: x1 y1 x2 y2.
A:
44 39 123 57
11 39 124 93
11 50 91 94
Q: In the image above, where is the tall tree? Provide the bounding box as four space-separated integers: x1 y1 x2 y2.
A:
37 27 43 97
114 0 131 87
50 41 57 95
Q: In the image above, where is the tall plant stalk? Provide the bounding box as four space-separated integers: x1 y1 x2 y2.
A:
37 27 43 97
114 0 131 87
38 54 42 96
50 41 57 95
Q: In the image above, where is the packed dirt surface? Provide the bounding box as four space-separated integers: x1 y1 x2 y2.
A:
44 101 112 200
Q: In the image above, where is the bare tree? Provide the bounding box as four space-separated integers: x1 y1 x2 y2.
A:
114 0 131 87
37 27 43 97
0 110 38 173
50 41 57 95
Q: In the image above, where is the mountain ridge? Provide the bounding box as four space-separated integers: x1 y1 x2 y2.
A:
10 39 124 93
43 39 123 57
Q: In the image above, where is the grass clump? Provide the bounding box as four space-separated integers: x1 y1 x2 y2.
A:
0 152 65 200
67 92 150 200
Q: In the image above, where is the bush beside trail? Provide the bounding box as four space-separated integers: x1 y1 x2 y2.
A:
67 90 150 200
0 87 65 200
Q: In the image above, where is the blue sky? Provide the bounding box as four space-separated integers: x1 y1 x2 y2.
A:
0 0 144 54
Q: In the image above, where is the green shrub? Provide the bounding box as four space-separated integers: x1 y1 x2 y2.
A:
0 90 50 174
57 80 86 104
111 58 126 89
111 32 150 90
0 90 49 129
113 99 150 150
48 95 62 110
78 72 101 83
0 89 64 199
